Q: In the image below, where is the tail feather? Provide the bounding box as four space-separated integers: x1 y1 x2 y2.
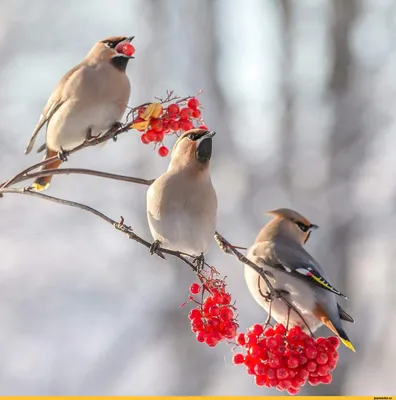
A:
32 150 62 191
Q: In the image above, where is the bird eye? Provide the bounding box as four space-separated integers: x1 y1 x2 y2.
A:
296 222 309 233
187 133 199 141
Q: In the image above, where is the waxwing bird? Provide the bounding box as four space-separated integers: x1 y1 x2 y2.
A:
147 129 218 267
25 36 134 191
244 208 355 352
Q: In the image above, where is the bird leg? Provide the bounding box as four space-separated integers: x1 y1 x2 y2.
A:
110 122 123 142
193 253 205 272
149 239 165 259
57 148 68 162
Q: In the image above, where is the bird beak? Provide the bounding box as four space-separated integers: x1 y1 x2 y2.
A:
126 36 135 43
200 130 216 140
310 224 319 229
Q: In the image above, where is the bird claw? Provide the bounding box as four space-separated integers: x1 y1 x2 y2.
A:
110 122 123 142
193 253 205 272
57 149 68 162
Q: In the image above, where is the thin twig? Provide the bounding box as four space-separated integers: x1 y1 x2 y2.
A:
8 168 155 187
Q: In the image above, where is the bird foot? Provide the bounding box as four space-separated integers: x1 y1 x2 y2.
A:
149 240 166 260
110 122 123 142
57 149 68 162
193 253 205 272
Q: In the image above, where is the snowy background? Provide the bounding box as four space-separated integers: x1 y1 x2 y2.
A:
0 0 395 395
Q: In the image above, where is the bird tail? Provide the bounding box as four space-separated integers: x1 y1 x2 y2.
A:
32 149 62 191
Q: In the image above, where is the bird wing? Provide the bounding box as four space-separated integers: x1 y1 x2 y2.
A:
257 241 348 299
24 64 82 155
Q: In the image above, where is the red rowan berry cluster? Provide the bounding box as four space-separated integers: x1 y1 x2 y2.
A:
232 323 339 395
133 96 207 157
183 272 239 347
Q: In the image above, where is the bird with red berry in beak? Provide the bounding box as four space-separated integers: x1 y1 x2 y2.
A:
25 36 135 191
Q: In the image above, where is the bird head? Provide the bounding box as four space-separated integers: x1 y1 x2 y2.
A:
87 36 135 70
169 129 216 172
265 208 318 245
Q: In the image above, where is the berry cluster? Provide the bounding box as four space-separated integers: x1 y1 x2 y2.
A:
184 274 239 347
132 97 207 157
233 323 339 395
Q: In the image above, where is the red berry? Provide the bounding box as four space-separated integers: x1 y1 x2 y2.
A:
191 317 202 327
169 120 180 132
219 307 233 321
317 364 330 376
150 118 163 132
316 352 328 365
274 323 286 335
158 146 169 157
196 331 206 342
252 324 264 336
189 283 200 295
287 387 299 395
180 107 192 119
140 134 151 144
205 333 219 347
292 377 305 388
191 108 201 118
248 345 262 358
222 293 232 304
305 346 318 359
115 42 135 57
269 356 281 369
209 305 220 316
327 336 340 349
328 360 337 371
266 337 278 349
153 131 164 142
236 333 246 346
254 363 267 376
320 374 332 384
306 360 317 372
287 356 299 369
245 332 258 345
299 369 309 380
276 367 289 380
298 355 308 366
199 125 208 130
162 121 170 133
278 379 292 390
180 119 193 131
233 353 244 365
255 375 267 386
308 375 321 386
268 379 278 388
167 103 180 116
187 98 200 109
264 327 275 337
145 129 157 142
188 309 202 320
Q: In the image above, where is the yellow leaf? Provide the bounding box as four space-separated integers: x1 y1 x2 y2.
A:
151 103 163 119
140 103 161 121
130 120 150 131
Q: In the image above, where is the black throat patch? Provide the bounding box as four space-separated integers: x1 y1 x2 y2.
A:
111 56 130 71
196 138 213 164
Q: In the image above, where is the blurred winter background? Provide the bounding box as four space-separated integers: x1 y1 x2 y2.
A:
0 0 394 395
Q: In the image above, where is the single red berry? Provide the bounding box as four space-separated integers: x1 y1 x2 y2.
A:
191 317 202 326
180 107 192 119
245 332 258 345
268 379 278 388
266 368 276 380
327 360 337 371
317 364 330 376
266 337 278 349
205 333 219 347
269 356 281 369
158 146 169 157
254 363 267 376
145 129 157 142
140 134 151 144
188 309 202 320
278 379 292 390
233 353 244 365
251 324 264 336
196 331 206 342
169 120 180 132
199 125 208 130
276 367 290 380
219 307 233 321
305 346 318 359
189 283 200 295
306 360 317 372
153 131 165 142
180 119 194 131
299 369 309 380
298 355 308 366
274 323 286 335
320 374 332 384
211 291 223 304
209 305 220 316
255 375 267 386
221 293 232 304
287 387 299 395
162 121 170 133
316 352 328 365
288 369 297 379
325 343 336 354
249 345 262 358
236 332 246 346
187 98 200 109
150 118 163 132
327 336 340 349
308 375 321 386
264 327 275 337
116 42 135 57
287 356 299 369
317 337 326 344
191 108 201 118
292 377 305 388
167 103 180 116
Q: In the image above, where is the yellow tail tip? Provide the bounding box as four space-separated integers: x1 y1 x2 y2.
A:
340 337 356 352
32 181 50 192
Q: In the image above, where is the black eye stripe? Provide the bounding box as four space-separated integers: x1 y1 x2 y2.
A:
296 222 309 232
188 133 200 141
